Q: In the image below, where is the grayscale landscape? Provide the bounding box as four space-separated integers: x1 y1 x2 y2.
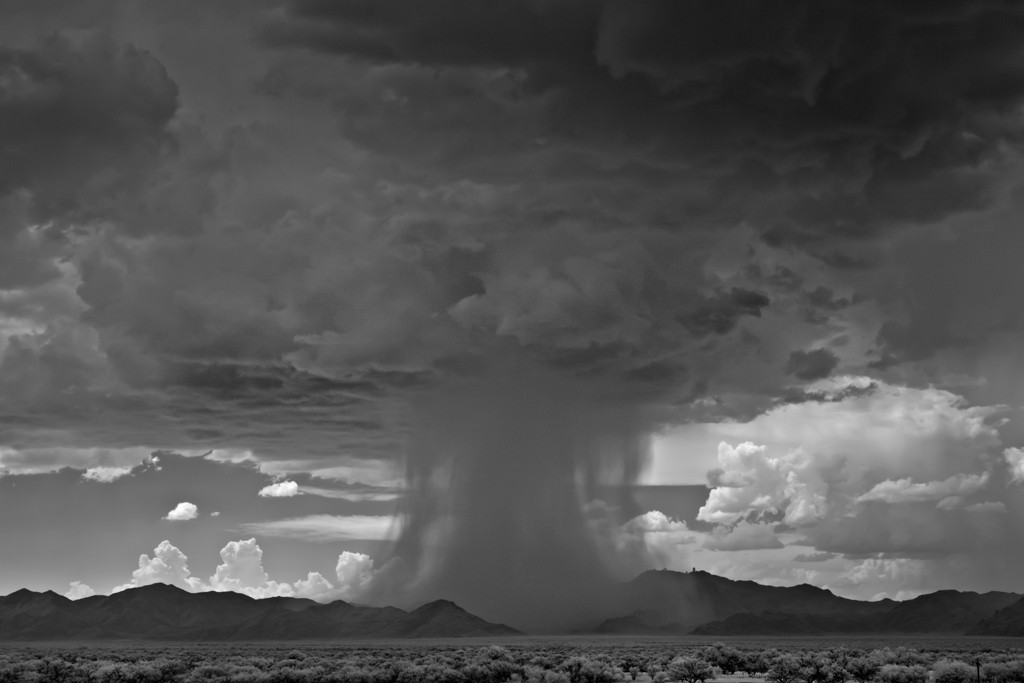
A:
2 0 1024 680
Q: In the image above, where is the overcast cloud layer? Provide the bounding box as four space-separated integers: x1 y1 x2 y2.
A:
3 1 1024 630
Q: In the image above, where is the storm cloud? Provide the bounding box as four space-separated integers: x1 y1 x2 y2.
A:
3 1 1024 627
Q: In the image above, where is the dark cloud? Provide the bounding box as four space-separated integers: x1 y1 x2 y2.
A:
786 348 840 381
267 0 1024 248
0 34 179 227
4 3 1024 626
0 35 179 289
263 0 601 69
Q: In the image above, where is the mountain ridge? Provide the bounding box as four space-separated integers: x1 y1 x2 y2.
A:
0 584 520 640
967 595 1024 636
4 571 1021 639
592 570 1021 636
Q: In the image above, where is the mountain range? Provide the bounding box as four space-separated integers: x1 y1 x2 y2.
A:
3 570 1023 639
0 583 519 640
592 570 1024 636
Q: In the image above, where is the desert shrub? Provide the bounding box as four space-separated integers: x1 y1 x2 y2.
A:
524 667 569 683
934 660 974 683
798 653 846 683
35 656 77 683
702 644 743 675
743 651 772 675
877 664 928 683
767 656 804 683
0 664 21 683
847 657 881 683
187 664 234 682
557 656 617 683
873 650 929 668
668 656 716 683
984 661 1024 683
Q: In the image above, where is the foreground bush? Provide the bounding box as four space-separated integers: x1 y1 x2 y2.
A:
984 661 1024 683
767 656 804 683
877 664 929 683
847 657 881 683
934 659 975 683
667 656 716 683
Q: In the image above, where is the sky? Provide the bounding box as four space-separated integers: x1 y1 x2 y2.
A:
3 0 1024 630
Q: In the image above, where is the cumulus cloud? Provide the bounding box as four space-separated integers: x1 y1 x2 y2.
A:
1005 447 1024 484
684 379 1008 559
163 502 198 521
64 581 95 600
81 466 134 483
334 552 378 600
622 510 689 534
208 538 294 598
258 480 300 497
108 537 382 604
292 572 335 600
668 376 1024 599
698 441 828 527
112 540 204 593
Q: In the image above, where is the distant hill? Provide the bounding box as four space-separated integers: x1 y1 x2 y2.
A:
591 570 1021 636
0 584 520 640
967 596 1024 636
594 569 890 634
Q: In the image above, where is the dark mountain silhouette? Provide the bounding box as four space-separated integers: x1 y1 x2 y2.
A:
691 590 1021 635
594 569 891 634
593 570 1021 635
967 595 1024 636
0 584 520 640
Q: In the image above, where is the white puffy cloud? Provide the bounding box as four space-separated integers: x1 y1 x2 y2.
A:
81 466 134 483
622 510 688 534
656 378 1004 487
1005 447 1024 484
698 441 828 526
671 378 1024 600
702 521 785 552
64 581 95 600
238 514 398 542
112 540 204 592
107 536 383 603
857 472 990 506
613 510 696 574
334 551 377 600
207 538 294 598
163 502 198 521
292 572 336 600
258 480 300 497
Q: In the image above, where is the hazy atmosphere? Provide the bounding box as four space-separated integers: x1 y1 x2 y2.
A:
4 0 1024 633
